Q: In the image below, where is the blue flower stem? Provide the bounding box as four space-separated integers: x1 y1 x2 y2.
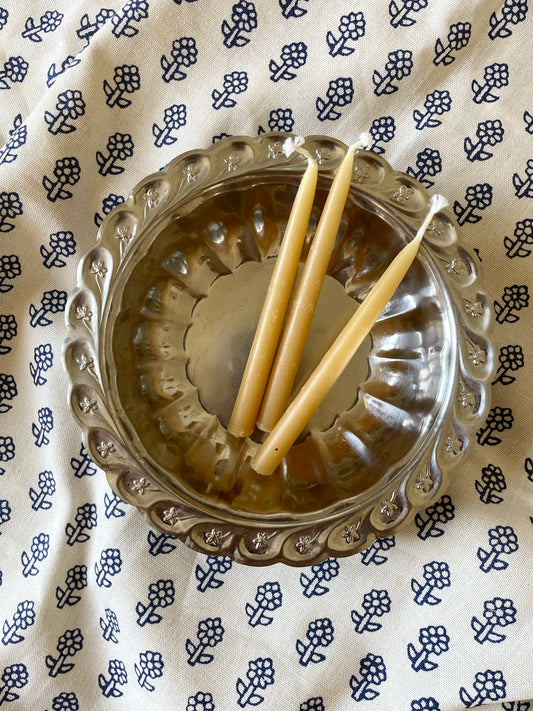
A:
101 676 116 697
74 457 90 477
329 36 346 56
66 524 82 545
282 0 300 16
434 46 453 66
47 114 66 135
212 90 230 110
417 517 436 539
22 554 36 576
474 621 493 643
354 612 371 634
99 154 116 176
33 366 45 385
299 642 316 666
455 205 473 226
476 426 492 444
42 248 60 269
390 5 409 28
488 17 507 40
197 570 217 592
480 549 499 571
317 101 334 121
150 535 168 555
107 87 124 107
271 63 289 82
31 490 46 510
410 167 425 182
411 648 428 671
467 141 485 161
505 239 525 258
102 623 114 641
352 679 369 702
248 605 266 626
473 83 492 103
47 180 63 201
416 111 434 129
137 603 156 626
56 586 73 609
162 61 185 82
515 177 533 198
188 642 207 665
0 684 12 705
466 691 481 708
479 484 493 504
29 308 42 328
374 74 393 95
48 653 65 677
414 583 432 604
112 15 131 37
77 21 97 42
21 22 40 39
1 622 18 645
154 126 170 148
238 679 258 707
303 576 322 597
223 24 241 48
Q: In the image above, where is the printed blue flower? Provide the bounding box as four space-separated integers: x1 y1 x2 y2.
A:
135 650 164 691
489 0 528 39
186 691 215 711
161 38 197 82
111 0 149 38
0 663 29 705
390 0 428 28
222 1 257 48
327 12 365 56
350 653 387 701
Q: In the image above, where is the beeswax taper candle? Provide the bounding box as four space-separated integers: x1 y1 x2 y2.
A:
228 137 318 438
257 133 371 433
251 194 449 476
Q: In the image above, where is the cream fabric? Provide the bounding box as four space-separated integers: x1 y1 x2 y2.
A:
0 1 532 709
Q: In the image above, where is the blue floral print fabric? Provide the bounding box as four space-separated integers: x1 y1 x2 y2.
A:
0 1 532 709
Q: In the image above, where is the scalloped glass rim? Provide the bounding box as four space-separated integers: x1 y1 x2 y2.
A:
63 133 494 565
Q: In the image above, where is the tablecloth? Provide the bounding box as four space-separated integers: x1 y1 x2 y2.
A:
1 1 532 709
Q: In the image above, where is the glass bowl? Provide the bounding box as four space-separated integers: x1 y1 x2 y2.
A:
63 134 493 565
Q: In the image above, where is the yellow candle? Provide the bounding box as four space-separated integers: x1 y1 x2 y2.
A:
251 194 448 476
227 138 318 437
257 134 370 432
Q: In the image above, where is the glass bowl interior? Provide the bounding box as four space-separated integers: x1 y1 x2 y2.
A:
104 171 455 523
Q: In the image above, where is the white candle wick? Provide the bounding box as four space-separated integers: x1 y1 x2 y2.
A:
282 135 306 158
354 131 372 150
414 194 449 244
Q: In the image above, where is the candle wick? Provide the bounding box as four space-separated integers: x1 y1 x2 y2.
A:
282 135 306 158
352 131 372 152
413 194 448 245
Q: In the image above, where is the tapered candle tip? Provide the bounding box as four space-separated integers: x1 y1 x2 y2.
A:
282 135 305 157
